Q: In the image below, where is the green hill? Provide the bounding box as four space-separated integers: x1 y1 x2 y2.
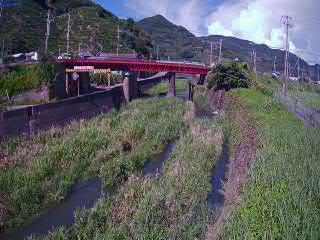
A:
139 15 319 81
0 0 152 56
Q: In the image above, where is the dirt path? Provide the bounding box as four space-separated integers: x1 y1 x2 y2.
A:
206 94 257 240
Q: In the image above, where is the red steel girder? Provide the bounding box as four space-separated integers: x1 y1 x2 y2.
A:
57 58 209 75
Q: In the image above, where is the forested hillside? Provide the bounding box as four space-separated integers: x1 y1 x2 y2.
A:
0 0 152 56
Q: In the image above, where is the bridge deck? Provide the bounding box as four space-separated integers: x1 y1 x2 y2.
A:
58 58 209 75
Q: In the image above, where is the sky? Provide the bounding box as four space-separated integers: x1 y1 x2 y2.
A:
98 0 320 65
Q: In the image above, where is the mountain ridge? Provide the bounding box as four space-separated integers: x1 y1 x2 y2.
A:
138 15 319 81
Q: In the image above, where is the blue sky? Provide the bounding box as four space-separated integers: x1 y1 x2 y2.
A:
97 0 320 64
96 0 130 19
97 0 223 22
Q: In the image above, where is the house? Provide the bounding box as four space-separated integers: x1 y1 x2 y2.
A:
11 51 39 62
25 51 39 61
11 53 26 62
289 77 299 82
79 51 93 58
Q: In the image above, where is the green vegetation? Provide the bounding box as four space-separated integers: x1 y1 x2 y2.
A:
0 98 189 231
220 88 320 239
0 61 56 98
287 81 320 109
0 0 151 56
36 93 223 240
0 65 43 98
146 79 189 96
207 62 251 90
90 73 123 86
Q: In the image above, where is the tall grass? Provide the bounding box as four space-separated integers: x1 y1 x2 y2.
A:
40 115 223 240
0 98 189 232
0 65 54 98
220 89 320 239
287 81 320 109
146 79 189 96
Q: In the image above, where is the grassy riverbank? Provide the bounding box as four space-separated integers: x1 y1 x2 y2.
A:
220 89 320 239
39 94 224 240
287 81 320 109
145 79 189 96
0 98 189 232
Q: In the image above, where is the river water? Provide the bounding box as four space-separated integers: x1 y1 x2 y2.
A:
1 143 176 240
1 180 105 240
144 143 176 179
1 89 226 239
208 137 230 210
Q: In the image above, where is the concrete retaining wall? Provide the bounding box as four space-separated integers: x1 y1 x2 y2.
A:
138 73 168 93
0 85 124 140
0 73 169 140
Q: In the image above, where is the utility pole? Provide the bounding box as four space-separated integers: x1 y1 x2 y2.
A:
253 49 257 73
281 15 293 94
250 43 256 73
318 65 320 82
66 13 71 55
218 39 223 62
297 57 300 79
116 25 121 55
210 41 213 65
156 45 159 60
273 56 277 72
0 0 3 19
45 8 54 54
1 39 4 57
149 47 152 60
78 43 82 56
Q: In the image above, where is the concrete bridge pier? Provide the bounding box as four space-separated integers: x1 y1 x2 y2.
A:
123 72 138 102
199 74 206 85
167 73 176 97
79 72 91 94
188 82 194 101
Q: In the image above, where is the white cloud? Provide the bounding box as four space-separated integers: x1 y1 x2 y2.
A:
125 0 209 36
208 22 233 37
265 29 284 48
207 0 320 64
124 0 320 64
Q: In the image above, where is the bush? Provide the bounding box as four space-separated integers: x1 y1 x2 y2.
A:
90 73 123 86
0 60 58 98
207 62 251 91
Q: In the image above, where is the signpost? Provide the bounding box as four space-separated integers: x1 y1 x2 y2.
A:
65 67 113 95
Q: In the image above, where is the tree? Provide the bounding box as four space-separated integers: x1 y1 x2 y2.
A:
207 62 251 91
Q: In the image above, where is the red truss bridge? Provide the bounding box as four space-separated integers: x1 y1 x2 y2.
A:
57 58 210 75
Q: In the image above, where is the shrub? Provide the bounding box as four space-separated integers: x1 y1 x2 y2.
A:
90 73 123 86
207 62 251 91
